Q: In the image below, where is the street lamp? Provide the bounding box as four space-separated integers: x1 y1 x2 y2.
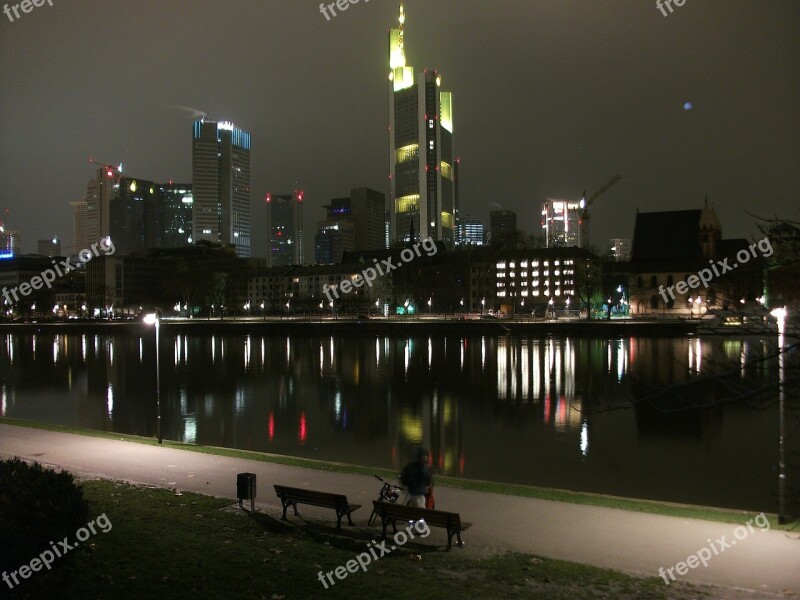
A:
565 297 571 317
548 297 554 319
481 297 485 316
143 313 162 444
375 298 380 317
427 297 432 314
772 307 788 524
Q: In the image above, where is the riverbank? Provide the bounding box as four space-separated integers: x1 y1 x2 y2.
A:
0 417 787 528
0 316 698 337
2 421 797 597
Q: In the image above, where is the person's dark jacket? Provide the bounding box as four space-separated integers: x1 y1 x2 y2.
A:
401 460 432 496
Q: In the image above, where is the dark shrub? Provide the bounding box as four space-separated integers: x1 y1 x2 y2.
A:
0 458 89 596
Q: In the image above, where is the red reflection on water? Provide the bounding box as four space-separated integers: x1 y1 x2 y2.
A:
268 411 275 441
544 394 551 425
299 412 307 443
459 452 465 475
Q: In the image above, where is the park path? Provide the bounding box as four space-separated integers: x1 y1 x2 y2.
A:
1 423 797 597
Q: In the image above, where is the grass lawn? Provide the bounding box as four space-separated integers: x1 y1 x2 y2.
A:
38 479 717 600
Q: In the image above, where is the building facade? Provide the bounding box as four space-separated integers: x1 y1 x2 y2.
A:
266 191 304 267
37 238 61 257
542 199 581 248
456 216 485 246
70 199 88 253
388 2 456 245
490 210 517 243
192 119 251 257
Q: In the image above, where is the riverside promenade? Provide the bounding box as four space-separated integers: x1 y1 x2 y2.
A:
1 422 797 597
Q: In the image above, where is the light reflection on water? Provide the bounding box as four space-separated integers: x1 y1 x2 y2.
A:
0 332 791 512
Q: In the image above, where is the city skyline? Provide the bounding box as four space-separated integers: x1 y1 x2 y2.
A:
0 1 797 260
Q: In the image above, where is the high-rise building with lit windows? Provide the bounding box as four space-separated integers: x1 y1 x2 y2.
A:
456 216 484 246
192 119 251 257
542 199 582 248
388 2 455 245
266 191 304 267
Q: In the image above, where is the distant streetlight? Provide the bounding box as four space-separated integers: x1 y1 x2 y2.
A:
481 297 485 316
143 312 162 444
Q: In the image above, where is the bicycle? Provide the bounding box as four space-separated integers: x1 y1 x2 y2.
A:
368 474 405 526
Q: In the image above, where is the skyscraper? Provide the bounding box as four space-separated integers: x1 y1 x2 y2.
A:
157 183 193 249
70 199 88 253
350 187 386 251
266 191 304 267
192 119 251 257
388 2 455 245
490 210 517 242
542 200 581 248
86 165 120 244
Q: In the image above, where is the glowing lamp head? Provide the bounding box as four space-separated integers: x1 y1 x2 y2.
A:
142 313 158 325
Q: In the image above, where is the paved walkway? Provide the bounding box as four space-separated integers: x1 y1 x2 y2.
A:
1 423 798 597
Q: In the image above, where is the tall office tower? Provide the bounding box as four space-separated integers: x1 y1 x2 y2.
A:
37 237 61 257
490 210 517 241
111 177 157 254
315 221 355 264
453 157 461 236
158 183 193 249
192 119 251 257
608 238 631 261
388 2 455 245
86 165 121 243
266 191 304 267
350 187 386 250
70 199 88 252
456 216 484 246
541 199 581 248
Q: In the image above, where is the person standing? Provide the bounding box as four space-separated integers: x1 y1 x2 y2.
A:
401 448 432 508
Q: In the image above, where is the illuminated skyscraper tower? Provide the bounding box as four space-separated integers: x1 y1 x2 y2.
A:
388 2 455 244
192 119 251 257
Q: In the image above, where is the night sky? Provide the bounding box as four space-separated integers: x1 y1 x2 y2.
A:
1 0 797 257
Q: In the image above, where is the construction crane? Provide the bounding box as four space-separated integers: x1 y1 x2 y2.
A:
88 157 123 178
579 174 620 246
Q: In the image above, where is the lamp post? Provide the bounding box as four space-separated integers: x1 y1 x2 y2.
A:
548 297 554 320
143 313 162 444
565 297 570 317
427 297 432 315
481 297 485 316
772 307 788 523
688 296 694 319
375 298 380 318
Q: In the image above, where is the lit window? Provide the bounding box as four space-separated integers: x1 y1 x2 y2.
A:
521 261 528 268
533 290 540 297
497 262 506 269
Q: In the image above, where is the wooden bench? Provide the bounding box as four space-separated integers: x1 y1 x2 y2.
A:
273 485 360 530
371 501 466 550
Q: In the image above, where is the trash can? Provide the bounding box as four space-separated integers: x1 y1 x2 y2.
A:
237 472 256 510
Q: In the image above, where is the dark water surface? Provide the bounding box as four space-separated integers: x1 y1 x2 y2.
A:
0 331 791 512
